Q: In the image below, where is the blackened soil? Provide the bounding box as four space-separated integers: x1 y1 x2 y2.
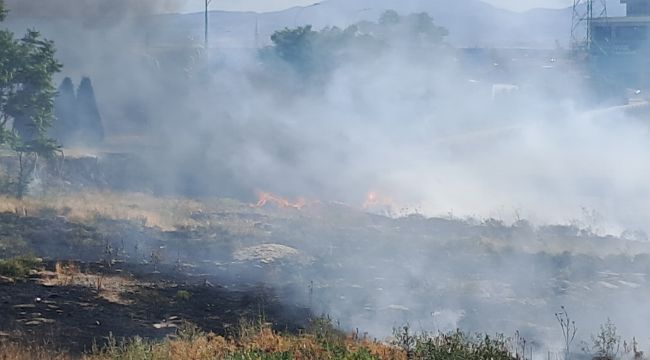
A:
0 261 311 354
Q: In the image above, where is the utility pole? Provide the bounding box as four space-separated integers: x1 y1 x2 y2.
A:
205 0 213 50
254 17 260 49
571 0 607 53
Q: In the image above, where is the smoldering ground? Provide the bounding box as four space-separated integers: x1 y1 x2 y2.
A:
5 1 650 356
146 48 650 235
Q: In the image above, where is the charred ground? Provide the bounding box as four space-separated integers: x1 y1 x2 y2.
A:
1 189 650 355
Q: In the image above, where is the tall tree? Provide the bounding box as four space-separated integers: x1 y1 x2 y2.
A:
270 25 317 74
267 11 449 78
0 1 62 197
379 10 400 26
76 76 104 144
52 77 77 145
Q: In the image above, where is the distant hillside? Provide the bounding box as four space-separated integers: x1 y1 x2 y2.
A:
152 0 627 48
152 0 564 49
0 0 628 49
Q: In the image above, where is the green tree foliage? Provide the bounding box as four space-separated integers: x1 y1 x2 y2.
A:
0 2 62 197
267 10 449 78
379 9 400 26
358 11 450 47
76 76 104 144
52 77 77 145
267 24 380 79
270 25 318 73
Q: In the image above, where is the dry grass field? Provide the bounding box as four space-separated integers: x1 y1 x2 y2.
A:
0 190 648 359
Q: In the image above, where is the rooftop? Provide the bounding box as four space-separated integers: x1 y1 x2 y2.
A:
591 15 650 23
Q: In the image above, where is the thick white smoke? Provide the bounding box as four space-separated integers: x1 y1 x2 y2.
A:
6 1 650 355
3 0 182 18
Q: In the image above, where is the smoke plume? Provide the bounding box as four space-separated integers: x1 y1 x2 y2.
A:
4 0 182 27
6 2 650 356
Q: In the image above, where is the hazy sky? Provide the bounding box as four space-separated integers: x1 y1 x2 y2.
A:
483 0 573 12
181 0 574 13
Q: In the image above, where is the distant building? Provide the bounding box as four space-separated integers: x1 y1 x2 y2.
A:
589 0 650 95
623 0 650 16
590 0 650 53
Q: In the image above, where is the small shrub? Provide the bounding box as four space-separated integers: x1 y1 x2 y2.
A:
591 319 620 360
175 290 192 302
393 325 417 357
0 255 42 279
393 328 516 360
176 321 204 341
308 315 346 343
91 335 162 360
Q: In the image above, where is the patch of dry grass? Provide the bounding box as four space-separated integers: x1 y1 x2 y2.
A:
0 321 406 360
0 341 68 360
39 261 136 304
0 190 284 240
0 185 334 243
0 192 246 231
84 322 406 360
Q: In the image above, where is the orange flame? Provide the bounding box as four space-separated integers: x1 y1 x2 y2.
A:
254 191 310 210
363 191 395 210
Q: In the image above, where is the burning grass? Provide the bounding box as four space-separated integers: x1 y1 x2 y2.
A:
3 189 650 360
254 191 313 210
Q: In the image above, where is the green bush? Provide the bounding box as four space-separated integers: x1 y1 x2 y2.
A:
0 255 41 279
175 290 192 302
393 326 516 360
94 335 157 360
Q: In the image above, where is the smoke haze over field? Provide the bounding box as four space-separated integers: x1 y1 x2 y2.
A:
4 0 185 29
4 0 647 232
7 1 650 354
4 0 576 14
176 0 574 13
4 0 182 17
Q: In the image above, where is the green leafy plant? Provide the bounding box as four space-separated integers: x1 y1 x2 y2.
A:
0 255 41 279
175 321 204 341
175 290 192 302
0 3 62 198
395 328 517 360
266 10 448 78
